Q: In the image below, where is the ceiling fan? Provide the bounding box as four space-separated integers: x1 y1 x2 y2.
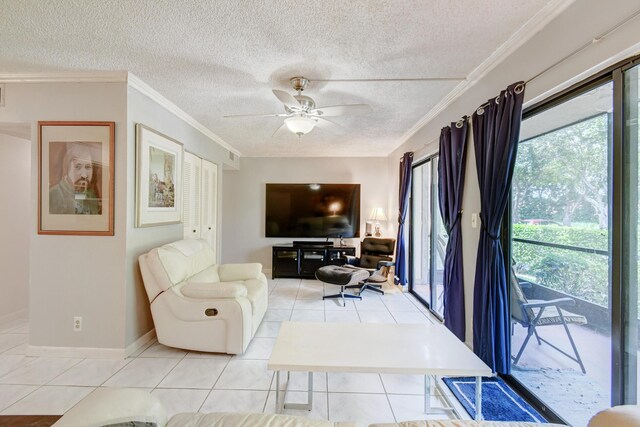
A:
223 76 372 137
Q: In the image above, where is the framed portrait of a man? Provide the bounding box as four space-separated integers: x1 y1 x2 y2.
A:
38 121 115 235
135 124 183 227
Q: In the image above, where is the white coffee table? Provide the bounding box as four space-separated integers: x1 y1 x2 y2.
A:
267 321 492 420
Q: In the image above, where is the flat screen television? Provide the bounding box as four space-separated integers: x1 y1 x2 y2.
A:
265 183 360 238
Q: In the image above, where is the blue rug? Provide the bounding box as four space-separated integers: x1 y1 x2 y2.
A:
443 376 546 422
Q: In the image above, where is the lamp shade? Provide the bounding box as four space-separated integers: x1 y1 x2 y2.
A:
368 207 387 222
285 116 316 135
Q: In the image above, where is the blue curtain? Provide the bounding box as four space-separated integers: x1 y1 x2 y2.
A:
472 82 525 374
395 152 413 286
438 120 468 341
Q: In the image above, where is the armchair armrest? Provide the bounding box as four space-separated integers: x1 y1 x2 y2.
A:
518 280 533 290
522 297 575 310
53 388 167 427
513 273 534 290
181 282 247 299
344 255 360 266
218 263 263 281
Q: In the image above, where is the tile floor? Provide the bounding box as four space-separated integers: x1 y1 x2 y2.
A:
0 278 472 424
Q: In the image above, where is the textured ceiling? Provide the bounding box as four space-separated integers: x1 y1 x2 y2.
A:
1 0 556 157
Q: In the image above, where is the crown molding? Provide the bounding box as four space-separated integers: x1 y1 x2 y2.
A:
0 71 128 83
127 73 241 157
394 0 576 151
244 152 388 158
0 71 241 157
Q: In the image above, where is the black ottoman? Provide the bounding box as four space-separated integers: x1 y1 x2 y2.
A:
315 265 370 307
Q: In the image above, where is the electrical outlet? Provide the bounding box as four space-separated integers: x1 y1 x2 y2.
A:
471 213 478 229
73 316 82 332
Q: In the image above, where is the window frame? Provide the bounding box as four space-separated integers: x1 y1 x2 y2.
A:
408 153 444 320
501 53 640 422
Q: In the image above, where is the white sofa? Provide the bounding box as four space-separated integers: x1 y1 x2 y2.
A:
139 239 268 354
56 388 640 427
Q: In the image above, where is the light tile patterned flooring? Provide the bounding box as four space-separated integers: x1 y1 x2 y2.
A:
0 278 472 424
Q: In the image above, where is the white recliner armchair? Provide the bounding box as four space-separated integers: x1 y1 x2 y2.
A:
139 239 268 354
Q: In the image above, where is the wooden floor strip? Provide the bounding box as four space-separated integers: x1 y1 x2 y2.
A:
0 415 62 426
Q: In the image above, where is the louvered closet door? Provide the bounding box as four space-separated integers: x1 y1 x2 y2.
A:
200 159 218 260
183 151 201 239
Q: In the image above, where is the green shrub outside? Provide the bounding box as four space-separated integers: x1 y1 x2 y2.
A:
513 223 607 251
512 223 609 307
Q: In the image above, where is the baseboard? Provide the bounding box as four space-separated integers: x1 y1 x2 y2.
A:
0 309 28 326
25 329 157 359
27 345 125 359
124 328 156 358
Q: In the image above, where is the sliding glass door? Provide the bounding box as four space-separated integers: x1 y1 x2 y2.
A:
409 155 446 318
623 62 639 403
511 82 613 426
506 56 640 426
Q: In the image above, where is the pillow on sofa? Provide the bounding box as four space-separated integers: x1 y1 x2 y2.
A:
157 240 215 285
181 281 247 299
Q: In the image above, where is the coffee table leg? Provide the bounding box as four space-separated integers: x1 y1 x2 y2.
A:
307 371 313 408
279 372 313 411
424 375 431 413
475 376 482 421
275 371 282 413
287 371 312 410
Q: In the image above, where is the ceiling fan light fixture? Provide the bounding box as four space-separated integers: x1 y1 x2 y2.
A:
284 116 316 136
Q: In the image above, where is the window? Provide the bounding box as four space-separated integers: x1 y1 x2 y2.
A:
409 155 446 318
505 55 640 425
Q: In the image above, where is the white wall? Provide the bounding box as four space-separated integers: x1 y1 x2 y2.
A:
0 82 129 351
388 0 640 345
124 86 233 348
0 79 234 354
222 157 391 270
0 133 30 321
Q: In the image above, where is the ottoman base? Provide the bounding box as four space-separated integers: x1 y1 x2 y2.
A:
347 282 384 295
322 286 362 307
316 265 370 307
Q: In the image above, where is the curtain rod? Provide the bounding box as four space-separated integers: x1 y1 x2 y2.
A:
326 8 640 90
525 6 640 86
311 77 466 83
405 6 640 156
448 6 640 127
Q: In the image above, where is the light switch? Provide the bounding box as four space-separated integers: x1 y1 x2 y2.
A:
471 213 478 228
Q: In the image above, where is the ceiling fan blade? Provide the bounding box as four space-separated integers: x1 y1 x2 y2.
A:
272 89 300 109
314 117 346 134
271 122 288 138
312 104 372 117
223 112 288 118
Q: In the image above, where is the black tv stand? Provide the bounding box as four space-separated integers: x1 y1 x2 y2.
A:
272 243 356 278
292 241 334 247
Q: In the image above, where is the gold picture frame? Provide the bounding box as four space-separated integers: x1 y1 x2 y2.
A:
38 121 115 236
